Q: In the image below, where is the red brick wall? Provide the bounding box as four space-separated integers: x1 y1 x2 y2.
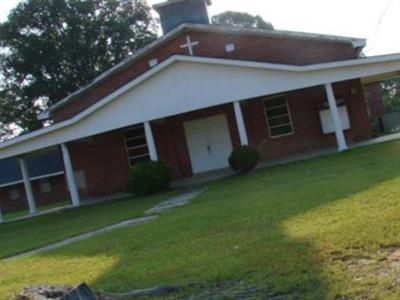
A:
53 30 359 122
341 80 374 141
0 175 68 213
364 82 385 118
69 131 130 197
242 80 372 159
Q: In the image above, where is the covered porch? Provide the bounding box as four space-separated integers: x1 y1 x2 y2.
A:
0 54 400 215
151 79 371 179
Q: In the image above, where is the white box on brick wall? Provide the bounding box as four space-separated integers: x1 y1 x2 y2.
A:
319 106 350 134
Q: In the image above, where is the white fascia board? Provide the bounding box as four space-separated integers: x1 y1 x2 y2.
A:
37 110 50 121
1 53 400 159
0 56 179 151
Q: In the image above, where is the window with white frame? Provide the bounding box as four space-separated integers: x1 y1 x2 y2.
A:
124 125 151 167
264 96 294 138
39 179 52 193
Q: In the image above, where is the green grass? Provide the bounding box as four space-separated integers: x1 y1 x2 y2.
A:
3 200 69 222
2 141 400 299
0 192 174 259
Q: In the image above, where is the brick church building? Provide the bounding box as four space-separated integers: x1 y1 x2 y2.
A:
0 0 398 213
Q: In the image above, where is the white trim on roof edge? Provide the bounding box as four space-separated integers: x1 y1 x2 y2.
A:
41 23 366 117
1 53 400 160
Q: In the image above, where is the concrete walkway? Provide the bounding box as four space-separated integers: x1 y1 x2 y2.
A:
5 216 158 261
3 188 205 261
146 188 206 214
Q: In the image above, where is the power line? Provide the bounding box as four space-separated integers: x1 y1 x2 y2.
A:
365 0 394 54
376 0 393 30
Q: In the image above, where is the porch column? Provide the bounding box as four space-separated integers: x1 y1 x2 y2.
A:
144 121 158 161
324 83 348 152
61 143 80 207
233 101 249 145
18 158 37 214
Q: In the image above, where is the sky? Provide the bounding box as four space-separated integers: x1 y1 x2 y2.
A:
0 0 400 56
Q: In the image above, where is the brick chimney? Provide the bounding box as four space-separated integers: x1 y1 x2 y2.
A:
153 0 212 34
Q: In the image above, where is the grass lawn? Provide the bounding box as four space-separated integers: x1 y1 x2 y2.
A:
2 141 400 299
0 192 174 259
3 200 69 222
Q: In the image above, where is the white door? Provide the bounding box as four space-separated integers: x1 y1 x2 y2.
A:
184 114 233 174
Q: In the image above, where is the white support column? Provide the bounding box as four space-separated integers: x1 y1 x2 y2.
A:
233 101 249 146
18 158 37 214
61 143 80 207
324 83 348 152
144 121 158 161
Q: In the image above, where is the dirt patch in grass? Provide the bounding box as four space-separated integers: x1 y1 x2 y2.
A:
339 245 400 291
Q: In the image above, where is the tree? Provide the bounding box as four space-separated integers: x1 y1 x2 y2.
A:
0 0 157 137
212 11 274 30
0 87 25 140
382 78 400 112
0 92 19 141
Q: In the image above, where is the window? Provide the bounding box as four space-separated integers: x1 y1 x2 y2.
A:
124 125 150 167
9 187 20 200
39 179 52 193
264 96 294 138
74 170 87 190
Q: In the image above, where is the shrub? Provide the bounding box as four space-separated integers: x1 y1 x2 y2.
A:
126 161 171 196
228 146 259 173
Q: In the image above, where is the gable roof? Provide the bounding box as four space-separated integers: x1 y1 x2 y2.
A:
2 52 400 161
40 23 366 119
0 150 64 188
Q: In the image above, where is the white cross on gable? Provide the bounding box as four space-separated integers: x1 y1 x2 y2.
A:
180 35 199 56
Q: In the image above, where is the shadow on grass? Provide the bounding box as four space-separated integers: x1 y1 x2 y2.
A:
6 141 400 299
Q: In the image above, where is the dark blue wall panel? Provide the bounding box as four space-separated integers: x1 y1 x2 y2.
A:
0 150 64 186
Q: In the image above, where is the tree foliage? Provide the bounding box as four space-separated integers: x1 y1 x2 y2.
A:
382 78 400 113
212 11 274 30
0 0 157 136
